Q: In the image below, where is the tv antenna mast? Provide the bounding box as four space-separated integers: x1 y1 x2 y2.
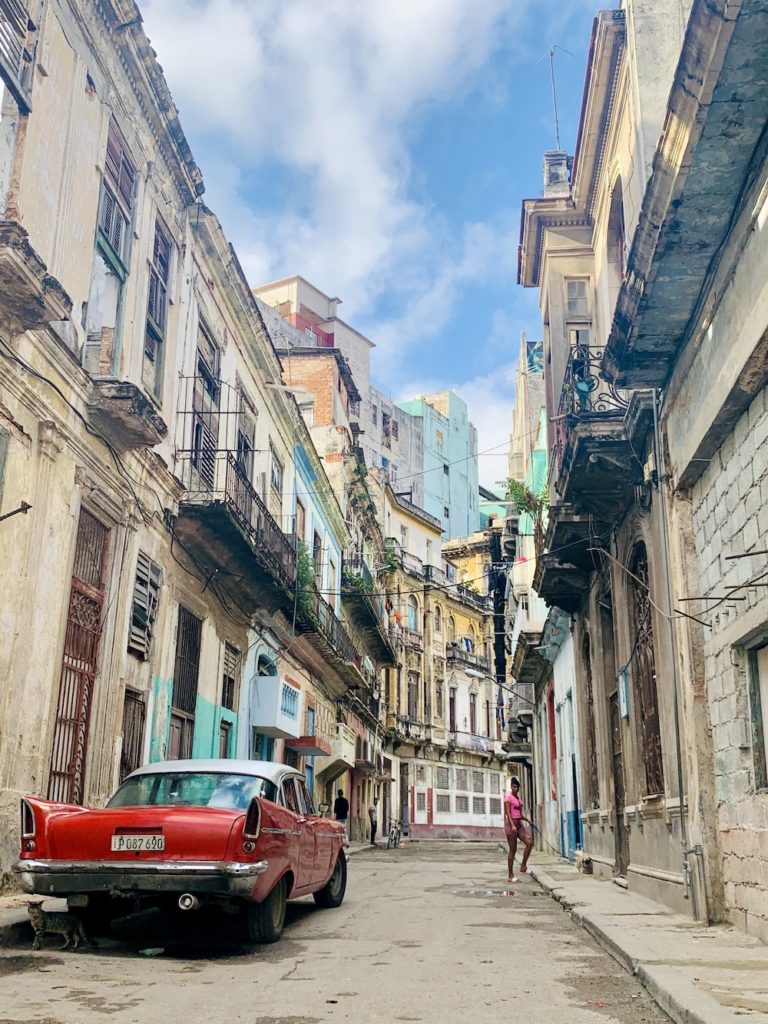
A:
541 45 574 151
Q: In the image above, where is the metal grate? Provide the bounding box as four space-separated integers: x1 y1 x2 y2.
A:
455 795 469 813
582 632 600 807
630 544 664 795
436 794 450 813
416 791 426 812
489 798 501 816
172 606 202 715
472 797 486 815
455 768 468 791
435 766 449 790
472 770 485 793
48 510 110 803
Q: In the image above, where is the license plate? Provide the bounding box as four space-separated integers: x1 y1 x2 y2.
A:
110 834 165 852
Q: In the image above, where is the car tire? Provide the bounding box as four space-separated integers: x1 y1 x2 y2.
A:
313 852 347 909
245 876 287 944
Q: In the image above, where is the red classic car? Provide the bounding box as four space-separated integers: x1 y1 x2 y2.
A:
14 759 347 943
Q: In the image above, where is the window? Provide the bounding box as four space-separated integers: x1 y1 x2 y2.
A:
400 524 408 549
392 419 399 440
407 595 419 632
435 766 450 789
197 322 220 401
416 791 426 812
471 770 485 793
436 794 450 813
435 682 444 719
236 389 257 483
382 412 391 445
469 693 477 735
191 326 221 490
268 442 284 522
473 797 486 815
490 775 500 794
415 764 427 784
455 795 469 813
449 688 457 732
443 464 449 476
443 506 450 518
408 673 418 719
170 606 202 760
566 278 589 318
435 429 444 448
455 768 468 791
629 542 664 795
143 220 172 397
371 404 378 425
84 121 136 375
434 605 442 633
219 720 232 758
489 798 501 816
748 645 768 789
221 643 240 712
120 689 146 782
329 559 337 599
127 552 161 660
295 499 306 543
312 531 323 587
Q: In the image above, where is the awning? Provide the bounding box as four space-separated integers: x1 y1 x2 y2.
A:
284 735 332 757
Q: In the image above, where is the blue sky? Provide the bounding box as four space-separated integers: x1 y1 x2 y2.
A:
142 0 601 488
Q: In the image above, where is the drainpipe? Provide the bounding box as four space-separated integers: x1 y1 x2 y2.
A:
652 388 699 919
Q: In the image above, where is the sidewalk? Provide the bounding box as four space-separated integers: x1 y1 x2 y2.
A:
531 855 768 1024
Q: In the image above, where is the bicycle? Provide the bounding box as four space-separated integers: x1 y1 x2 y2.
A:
387 818 402 849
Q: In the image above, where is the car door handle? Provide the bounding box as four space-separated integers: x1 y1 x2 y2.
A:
296 817 308 824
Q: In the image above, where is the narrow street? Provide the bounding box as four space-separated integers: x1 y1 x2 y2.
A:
0 844 669 1024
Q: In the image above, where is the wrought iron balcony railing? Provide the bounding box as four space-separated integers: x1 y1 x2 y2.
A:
299 586 361 666
446 646 491 673
552 345 629 474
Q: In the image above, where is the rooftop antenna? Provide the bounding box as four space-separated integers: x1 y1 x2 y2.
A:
540 45 574 151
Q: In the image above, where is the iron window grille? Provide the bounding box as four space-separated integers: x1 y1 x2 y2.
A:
221 642 240 712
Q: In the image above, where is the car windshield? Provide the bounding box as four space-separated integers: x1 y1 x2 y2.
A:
107 772 277 810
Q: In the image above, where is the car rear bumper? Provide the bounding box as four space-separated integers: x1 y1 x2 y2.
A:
13 858 269 899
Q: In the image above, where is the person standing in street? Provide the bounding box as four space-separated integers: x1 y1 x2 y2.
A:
504 776 533 883
369 796 379 846
334 788 349 846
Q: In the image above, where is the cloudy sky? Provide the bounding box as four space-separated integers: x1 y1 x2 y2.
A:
142 0 599 489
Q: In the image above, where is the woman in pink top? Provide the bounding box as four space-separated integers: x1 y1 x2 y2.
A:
504 776 533 883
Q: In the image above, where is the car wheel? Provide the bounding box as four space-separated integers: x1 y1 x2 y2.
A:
245 876 287 944
313 852 347 909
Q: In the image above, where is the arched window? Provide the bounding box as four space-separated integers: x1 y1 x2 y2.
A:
466 625 475 651
629 542 664 795
407 595 419 632
434 605 442 633
257 653 277 676
447 616 456 644
355 735 362 761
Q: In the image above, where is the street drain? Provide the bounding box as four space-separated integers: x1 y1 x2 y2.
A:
450 888 518 897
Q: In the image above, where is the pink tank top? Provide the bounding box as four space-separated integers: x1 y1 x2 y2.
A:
504 793 523 820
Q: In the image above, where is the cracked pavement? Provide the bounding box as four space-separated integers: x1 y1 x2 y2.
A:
0 843 670 1024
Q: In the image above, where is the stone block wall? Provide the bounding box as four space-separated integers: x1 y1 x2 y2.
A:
690 382 768 942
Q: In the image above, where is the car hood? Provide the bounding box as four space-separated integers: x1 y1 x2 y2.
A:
49 805 243 862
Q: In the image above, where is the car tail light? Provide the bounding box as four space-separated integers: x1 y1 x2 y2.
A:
243 796 261 842
20 799 35 840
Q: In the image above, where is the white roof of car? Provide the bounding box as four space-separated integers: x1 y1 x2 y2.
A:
126 759 301 786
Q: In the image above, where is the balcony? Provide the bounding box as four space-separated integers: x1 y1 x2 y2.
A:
455 582 489 610
342 556 396 665
176 449 296 611
401 628 424 652
401 551 424 577
551 346 652 518
533 504 599 613
88 379 167 449
446 645 491 676
449 730 490 754
0 222 72 336
250 676 303 739
318 723 356 782
296 587 369 689
284 312 335 348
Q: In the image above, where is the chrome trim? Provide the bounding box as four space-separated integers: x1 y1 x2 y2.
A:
261 827 300 836
13 858 269 899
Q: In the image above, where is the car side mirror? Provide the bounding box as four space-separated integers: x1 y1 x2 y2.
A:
243 795 262 840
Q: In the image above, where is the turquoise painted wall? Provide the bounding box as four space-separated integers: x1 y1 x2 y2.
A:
150 675 173 762
150 676 238 761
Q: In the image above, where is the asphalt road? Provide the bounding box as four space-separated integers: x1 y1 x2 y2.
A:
0 842 669 1024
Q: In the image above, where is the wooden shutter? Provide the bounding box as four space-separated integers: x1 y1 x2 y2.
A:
0 0 30 109
128 552 161 660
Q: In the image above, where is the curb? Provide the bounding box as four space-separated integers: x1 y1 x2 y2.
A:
530 866 746 1024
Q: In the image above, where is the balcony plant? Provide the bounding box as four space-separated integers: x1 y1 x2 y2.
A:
505 478 548 557
295 541 318 624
